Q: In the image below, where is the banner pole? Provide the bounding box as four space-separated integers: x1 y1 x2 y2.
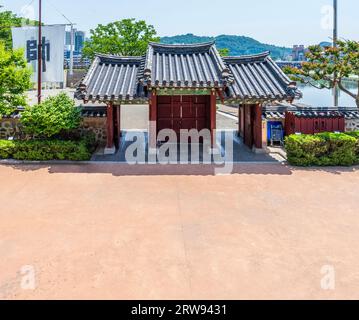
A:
69 24 74 76
333 0 339 107
37 0 42 104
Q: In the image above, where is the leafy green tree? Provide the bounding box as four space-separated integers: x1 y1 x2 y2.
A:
0 10 39 50
0 42 32 116
284 40 359 108
82 19 160 60
218 48 230 57
21 93 81 138
0 10 23 50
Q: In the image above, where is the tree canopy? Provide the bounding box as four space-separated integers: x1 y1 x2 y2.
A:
0 10 39 50
82 19 160 60
0 42 32 116
284 40 359 108
218 48 230 57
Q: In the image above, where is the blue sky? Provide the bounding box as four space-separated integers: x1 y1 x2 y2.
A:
1 0 358 47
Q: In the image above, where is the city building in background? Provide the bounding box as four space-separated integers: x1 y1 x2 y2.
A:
65 29 85 52
64 29 90 69
291 45 308 61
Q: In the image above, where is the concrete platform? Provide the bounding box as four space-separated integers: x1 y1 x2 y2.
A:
92 130 283 163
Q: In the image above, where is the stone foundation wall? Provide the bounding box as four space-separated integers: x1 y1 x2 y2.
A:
345 119 359 132
0 118 22 139
79 117 107 145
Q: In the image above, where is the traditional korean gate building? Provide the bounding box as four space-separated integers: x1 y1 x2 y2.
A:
75 42 299 154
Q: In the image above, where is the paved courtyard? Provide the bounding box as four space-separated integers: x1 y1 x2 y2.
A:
92 130 284 163
1 163 359 300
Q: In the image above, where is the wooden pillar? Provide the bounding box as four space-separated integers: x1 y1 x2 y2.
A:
115 104 121 148
149 89 157 149
238 104 244 138
210 89 217 147
106 102 114 149
253 103 263 149
243 104 252 148
238 104 243 137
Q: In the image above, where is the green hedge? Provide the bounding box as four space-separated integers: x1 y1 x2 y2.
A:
0 138 93 161
285 132 359 166
346 131 359 163
0 140 16 159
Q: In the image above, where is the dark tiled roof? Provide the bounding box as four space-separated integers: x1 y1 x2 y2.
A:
80 106 107 118
263 105 359 119
290 111 359 119
224 52 301 102
75 54 146 103
343 111 359 119
75 44 300 104
142 42 231 88
1 106 108 119
0 107 25 119
263 111 286 119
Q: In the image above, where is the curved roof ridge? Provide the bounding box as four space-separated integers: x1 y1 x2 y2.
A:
143 41 229 87
94 53 142 62
224 51 270 63
149 41 215 49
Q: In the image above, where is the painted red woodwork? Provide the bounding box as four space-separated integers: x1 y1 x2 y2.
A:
253 104 263 149
156 95 212 142
149 90 157 148
243 105 253 148
339 117 345 132
106 103 114 149
114 105 121 148
216 88 225 104
238 105 243 137
285 112 345 135
210 90 217 147
242 104 263 149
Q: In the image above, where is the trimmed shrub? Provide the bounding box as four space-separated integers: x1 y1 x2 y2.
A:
56 130 97 154
81 131 97 154
21 93 81 138
345 132 359 164
0 138 92 161
317 132 356 166
285 132 358 166
285 134 328 166
346 132 359 139
0 140 16 159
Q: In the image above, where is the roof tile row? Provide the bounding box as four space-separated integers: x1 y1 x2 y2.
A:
225 53 299 101
75 42 300 103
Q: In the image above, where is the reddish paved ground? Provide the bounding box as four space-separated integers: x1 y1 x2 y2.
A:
0 163 359 300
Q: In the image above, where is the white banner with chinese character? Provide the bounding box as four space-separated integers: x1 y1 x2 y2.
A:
11 25 65 83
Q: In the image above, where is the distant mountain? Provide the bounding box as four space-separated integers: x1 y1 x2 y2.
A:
160 34 291 60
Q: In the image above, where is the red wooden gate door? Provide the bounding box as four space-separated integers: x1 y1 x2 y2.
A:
243 105 253 148
157 95 209 140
